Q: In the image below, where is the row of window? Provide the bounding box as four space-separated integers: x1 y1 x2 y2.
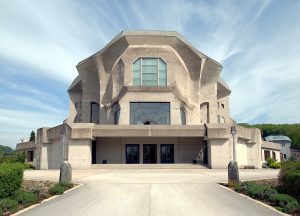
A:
88 102 187 125
79 102 227 125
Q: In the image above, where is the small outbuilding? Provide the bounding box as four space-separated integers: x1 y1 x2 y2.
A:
16 141 36 166
261 141 281 162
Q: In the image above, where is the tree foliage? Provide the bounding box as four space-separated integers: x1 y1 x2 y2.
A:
238 123 300 148
29 131 35 141
0 145 13 158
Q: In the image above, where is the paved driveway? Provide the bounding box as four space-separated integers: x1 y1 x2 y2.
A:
21 168 281 216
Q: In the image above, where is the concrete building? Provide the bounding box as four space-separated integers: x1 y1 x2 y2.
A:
16 141 36 166
261 141 281 162
265 135 291 160
17 31 263 169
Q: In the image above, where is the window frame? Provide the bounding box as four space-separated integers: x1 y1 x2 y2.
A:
180 107 187 125
132 57 167 86
130 102 171 125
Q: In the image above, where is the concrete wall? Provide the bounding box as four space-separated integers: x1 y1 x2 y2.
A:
39 139 63 170
207 139 231 168
178 137 203 163
96 137 122 164
236 138 248 167
68 139 92 169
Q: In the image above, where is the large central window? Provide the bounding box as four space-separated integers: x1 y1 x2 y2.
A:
130 102 170 125
133 58 167 86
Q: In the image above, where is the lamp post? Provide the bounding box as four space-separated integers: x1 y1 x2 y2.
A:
228 125 239 187
230 125 237 161
59 124 72 183
61 129 65 161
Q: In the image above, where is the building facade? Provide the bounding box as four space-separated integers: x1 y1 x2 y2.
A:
261 141 281 162
18 31 263 169
16 141 36 166
265 135 291 160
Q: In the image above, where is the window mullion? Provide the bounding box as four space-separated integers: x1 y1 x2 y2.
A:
140 58 142 86
157 58 159 86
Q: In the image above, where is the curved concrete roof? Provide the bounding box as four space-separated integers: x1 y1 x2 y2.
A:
77 30 222 67
265 135 292 142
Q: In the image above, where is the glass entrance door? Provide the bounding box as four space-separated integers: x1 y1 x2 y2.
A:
126 144 140 164
143 144 157 164
160 144 174 163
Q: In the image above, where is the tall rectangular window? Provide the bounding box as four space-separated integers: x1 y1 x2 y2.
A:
159 59 167 86
133 59 141 86
142 58 158 86
133 58 167 86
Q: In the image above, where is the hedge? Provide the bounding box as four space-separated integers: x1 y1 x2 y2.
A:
278 161 300 202
0 163 24 199
234 181 300 214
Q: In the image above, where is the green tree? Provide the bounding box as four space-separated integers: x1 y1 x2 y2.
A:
29 131 35 141
0 145 13 157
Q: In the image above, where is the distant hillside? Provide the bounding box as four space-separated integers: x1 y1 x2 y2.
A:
238 123 300 148
0 145 14 157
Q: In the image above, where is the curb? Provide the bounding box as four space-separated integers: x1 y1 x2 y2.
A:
12 183 84 216
218 183 289 216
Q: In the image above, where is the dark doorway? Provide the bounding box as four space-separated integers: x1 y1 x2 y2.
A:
160 144 174 163
126 144 140 164
92 140 96 164
264 150 270 160
203 140 208 164
143 144 157 164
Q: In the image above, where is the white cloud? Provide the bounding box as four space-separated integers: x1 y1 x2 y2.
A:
0 108 65 147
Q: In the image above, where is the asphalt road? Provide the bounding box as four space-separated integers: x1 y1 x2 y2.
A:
20 168 282 216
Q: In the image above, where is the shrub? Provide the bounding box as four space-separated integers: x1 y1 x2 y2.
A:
15 191 37 207
278 161 300 202
266 158 281 169
0 198 18 213
57 181 73 190
269 193 300 214
240 182 277 199
15 152 26 163
266 158 276 166
269 162 281 169
0 163 23 199
235 181 300 214
48 185 64 195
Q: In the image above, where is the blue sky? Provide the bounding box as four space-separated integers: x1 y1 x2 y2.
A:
1 0 300 148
